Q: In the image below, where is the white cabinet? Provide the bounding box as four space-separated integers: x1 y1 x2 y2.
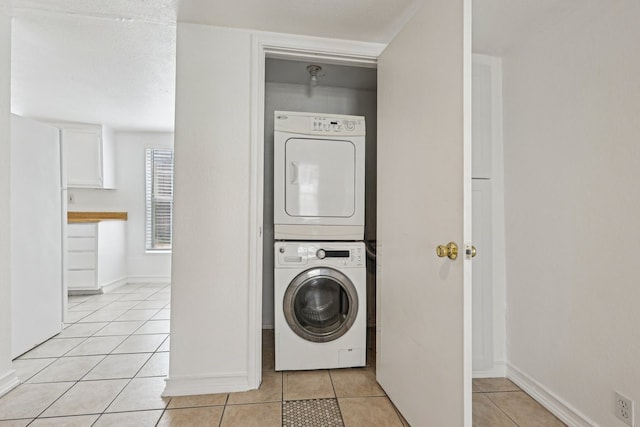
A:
67 221 126 293
67 223 97 292
62 124 115 189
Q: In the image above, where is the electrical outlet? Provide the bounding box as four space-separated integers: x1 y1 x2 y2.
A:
615 392 634 427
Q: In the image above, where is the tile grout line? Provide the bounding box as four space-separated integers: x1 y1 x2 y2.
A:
328 369 347 427
280 369 286 427
153 399 170 427
89 292 169 425
30 285 170 425
20 296 111 422
216 393 230 427
29 379 80 421
482 390 522 427
6 284 170 424
28 297 120 423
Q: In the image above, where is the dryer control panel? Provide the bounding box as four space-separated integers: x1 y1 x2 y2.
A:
275 242 364 268
311 117 357 133
275 111 366 137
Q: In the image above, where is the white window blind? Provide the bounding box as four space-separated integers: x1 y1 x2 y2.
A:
145 149 174 251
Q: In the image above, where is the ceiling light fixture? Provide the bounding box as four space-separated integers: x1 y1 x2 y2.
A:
307 64 322 88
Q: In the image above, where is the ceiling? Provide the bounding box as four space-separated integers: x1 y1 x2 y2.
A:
266 59 377 91
10 3 178 131
9 0 569 132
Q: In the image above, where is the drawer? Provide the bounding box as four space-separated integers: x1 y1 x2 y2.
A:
68 237 96 251
68 223 97 237
68 269 96 289
68 251 96 269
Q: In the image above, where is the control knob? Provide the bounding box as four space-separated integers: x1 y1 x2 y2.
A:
316 249 326 259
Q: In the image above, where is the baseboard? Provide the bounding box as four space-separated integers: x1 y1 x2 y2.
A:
68 276 170 296
0 369 20 398
68 289 102 296
100 277 128 293
473 361 507 378
163 372 251 397
507 363 598 427
127 276 171 285
67 277 128 296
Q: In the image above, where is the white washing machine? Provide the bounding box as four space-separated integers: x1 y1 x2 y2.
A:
274 111 366 241
274 241 366 371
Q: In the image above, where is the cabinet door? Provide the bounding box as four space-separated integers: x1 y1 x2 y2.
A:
68 270 97 290
64 128 103 187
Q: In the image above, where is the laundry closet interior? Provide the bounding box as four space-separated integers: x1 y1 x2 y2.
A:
262 57 378 370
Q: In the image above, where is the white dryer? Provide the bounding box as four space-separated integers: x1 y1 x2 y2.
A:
274 111 366 241
274 241 366 371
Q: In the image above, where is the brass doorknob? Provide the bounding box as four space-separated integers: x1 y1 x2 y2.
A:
467 245 477 258
436 242 458 260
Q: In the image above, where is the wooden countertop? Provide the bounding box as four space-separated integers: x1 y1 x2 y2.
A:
68 211 128 223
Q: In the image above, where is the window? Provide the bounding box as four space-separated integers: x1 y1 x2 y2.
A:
145 149 174 251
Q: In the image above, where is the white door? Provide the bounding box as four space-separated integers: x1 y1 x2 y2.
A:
10 115 63 357
376 0 471 425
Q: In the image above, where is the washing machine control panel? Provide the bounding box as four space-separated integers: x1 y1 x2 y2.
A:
276 243 364 267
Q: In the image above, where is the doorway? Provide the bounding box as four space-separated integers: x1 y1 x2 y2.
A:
247 35 384 390
260 56 379 381
261 57 378 334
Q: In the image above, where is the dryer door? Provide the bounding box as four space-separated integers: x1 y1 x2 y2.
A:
283 267 359 343
285 138 356 218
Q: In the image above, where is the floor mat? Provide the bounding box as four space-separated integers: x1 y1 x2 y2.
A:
282 398 344 427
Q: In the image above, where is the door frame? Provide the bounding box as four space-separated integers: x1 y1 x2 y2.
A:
248 32 383 389
248 27 472 425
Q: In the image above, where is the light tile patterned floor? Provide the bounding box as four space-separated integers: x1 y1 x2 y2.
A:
0 283 564 426
0 284 408 427
472 378 567 426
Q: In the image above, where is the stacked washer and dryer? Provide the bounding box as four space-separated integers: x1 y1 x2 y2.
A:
273 111 367 371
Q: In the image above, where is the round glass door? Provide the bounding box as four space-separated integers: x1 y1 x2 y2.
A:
283 267 359 343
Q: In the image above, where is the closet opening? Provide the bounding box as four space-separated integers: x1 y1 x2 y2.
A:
261 56 378 371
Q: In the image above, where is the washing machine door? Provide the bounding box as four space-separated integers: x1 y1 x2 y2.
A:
283 267 359 343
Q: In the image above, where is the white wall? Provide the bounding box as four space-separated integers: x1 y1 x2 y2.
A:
167 23 385 396
69 131 173 282
262 81 377 328
166 23 253 395
503 2 640 425
0 3 19 396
